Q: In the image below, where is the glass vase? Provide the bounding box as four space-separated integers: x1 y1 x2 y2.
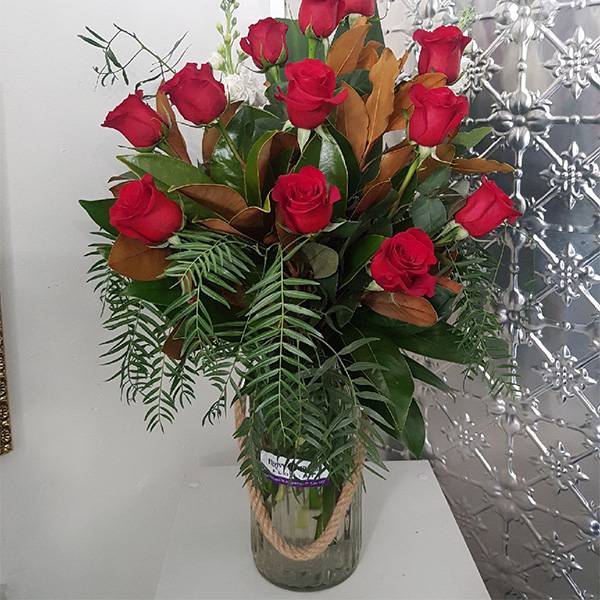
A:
251 482 362 591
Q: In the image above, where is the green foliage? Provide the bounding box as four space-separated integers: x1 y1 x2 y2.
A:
79 199 117 236
411 196 447 234
452 127 493 149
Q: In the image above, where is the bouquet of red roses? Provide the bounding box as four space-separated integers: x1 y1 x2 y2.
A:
80 1 519 570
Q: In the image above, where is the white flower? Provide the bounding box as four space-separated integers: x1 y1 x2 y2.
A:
222 71 268 107
209 51 226 72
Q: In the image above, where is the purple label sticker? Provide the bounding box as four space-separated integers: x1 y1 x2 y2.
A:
260 451 331 488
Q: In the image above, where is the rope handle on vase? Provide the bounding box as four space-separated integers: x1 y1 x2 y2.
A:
234 399 365 562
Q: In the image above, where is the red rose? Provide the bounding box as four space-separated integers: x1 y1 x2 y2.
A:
455 177 522 237
298 0 375 38
413 26 471 84
102 90 165 148
371 228 438 298
272 166 341 234
408 84 469 147
276 59 348 129
299 0 341 38
161 63 227 125
240 18 288 71
110 174 183 245
341 0 376 17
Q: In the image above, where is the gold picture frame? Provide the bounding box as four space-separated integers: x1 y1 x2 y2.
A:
0 303 12 455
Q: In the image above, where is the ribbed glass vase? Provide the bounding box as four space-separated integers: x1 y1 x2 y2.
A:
251 482 362 591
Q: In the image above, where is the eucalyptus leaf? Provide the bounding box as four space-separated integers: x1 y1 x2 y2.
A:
303 242 339 280
411 196 447 234
417 166 451 195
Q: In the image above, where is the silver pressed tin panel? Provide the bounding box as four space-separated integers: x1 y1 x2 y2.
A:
379 0 600 598
283 0 600 597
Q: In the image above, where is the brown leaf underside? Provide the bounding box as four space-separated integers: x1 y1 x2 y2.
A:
336 83 370 164
156 89 191 164
363 291 438 327
108 235 171 281
327 17 370 76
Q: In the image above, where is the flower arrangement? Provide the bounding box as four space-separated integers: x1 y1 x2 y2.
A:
80 0 520 584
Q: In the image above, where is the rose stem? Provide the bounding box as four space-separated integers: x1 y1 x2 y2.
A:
388 157 420 218
215 119 245 166
307 37 319 59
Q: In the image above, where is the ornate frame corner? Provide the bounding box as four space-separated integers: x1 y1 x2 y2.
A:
0 305 12 455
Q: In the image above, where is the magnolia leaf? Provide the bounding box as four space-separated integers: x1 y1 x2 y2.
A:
156 88 191 163
403 401 425 458
79 198 117 236
163 327 184 360
418 144 455 181
202 102 241 162
404 355 454 394
387 73 447 133
438 277 464 294
411 196 447 234
363 291 438 327
356 144 415 214
342 324 414 439
118 154 211 187
452 157 514 174
230 205 273 240
364 48 400 159
335 83 369 165
452 126 493 149
342 234 386 286
302 242 339 280
327 17 370 76
244 130 279 208
357 40 382 70
108 235 170 281
176 184 248 220
197 218 247 238
123 278 181 307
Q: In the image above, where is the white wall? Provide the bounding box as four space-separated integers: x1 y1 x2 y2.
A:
0 1 269 597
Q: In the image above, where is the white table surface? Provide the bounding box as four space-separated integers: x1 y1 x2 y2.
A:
155 462 491 600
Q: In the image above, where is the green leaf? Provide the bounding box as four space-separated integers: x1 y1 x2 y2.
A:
404 355 453 394
244 130 278 207
411 196 447 234
356 310 473 364
123 278 181 307
302 242 339 279
117 154 212 188
277 19 308 64
211 106 282 193
403 401 425 458
341 234 386 286
342 324 414 439
452 126 493 149
80 199 117 236
338 70 372 96
78 35 104 49
327 126 360 199
296 131 349 215
417 166 451 195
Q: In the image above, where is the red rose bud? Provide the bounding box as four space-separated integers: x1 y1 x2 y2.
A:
371 228 438 298
413 26 471 84
240 18 288 71
299 0 342 38
110 174 183 245
272 166 341 234
408 84 469 147
340 0 376 18
276 59 348 129
102 90 165 148
161 63 227 125
455 177 522 237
